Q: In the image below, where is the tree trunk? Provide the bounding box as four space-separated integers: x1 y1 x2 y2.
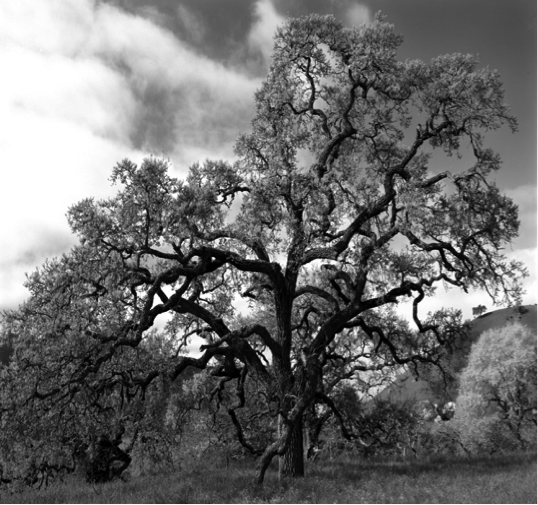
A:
279 415 304 479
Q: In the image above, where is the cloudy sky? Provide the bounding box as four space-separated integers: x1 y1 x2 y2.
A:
0 0 535 321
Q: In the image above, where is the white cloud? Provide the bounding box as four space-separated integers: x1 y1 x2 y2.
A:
247 0 287 67
0 0 260 157
0 104 145 309
0 45 137 143
344 3 372 27
0 1 95 57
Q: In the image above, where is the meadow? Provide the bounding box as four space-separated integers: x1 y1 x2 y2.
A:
0 452 535 504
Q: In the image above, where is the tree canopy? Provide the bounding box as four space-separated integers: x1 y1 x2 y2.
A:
0 13 526 485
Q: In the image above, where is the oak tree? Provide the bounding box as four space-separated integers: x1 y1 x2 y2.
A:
0 14 526 485
454 322 537 452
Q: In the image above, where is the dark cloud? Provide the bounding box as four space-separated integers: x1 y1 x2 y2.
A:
128 79 255 156
128 83 182 154
270 0 536 192
272 0 351 18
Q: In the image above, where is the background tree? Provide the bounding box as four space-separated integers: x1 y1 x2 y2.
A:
0 13 527 486
453 322 537 453
472 304 487 317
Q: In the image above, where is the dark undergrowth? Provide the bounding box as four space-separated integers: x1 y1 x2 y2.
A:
1 452 536 503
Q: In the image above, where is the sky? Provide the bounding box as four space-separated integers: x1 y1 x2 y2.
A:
0 0 536 322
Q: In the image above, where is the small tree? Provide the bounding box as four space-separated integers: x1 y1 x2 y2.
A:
454 322 537 452
472 305 487 317
0 13 527 485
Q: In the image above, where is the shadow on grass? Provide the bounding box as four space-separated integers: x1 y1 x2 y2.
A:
307 451 537 481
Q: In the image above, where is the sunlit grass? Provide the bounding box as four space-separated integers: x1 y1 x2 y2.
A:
1 452 535 503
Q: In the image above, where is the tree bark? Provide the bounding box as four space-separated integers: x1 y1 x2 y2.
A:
279 415 304 479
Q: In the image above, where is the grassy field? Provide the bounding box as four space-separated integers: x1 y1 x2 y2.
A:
1 452 535 503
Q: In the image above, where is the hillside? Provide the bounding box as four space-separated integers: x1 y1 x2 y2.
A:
470 304 537 340
376 304 537 405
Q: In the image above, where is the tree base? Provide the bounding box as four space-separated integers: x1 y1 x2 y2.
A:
279 417 304 479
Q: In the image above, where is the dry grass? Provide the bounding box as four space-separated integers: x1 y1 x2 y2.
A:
1 452 535 503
